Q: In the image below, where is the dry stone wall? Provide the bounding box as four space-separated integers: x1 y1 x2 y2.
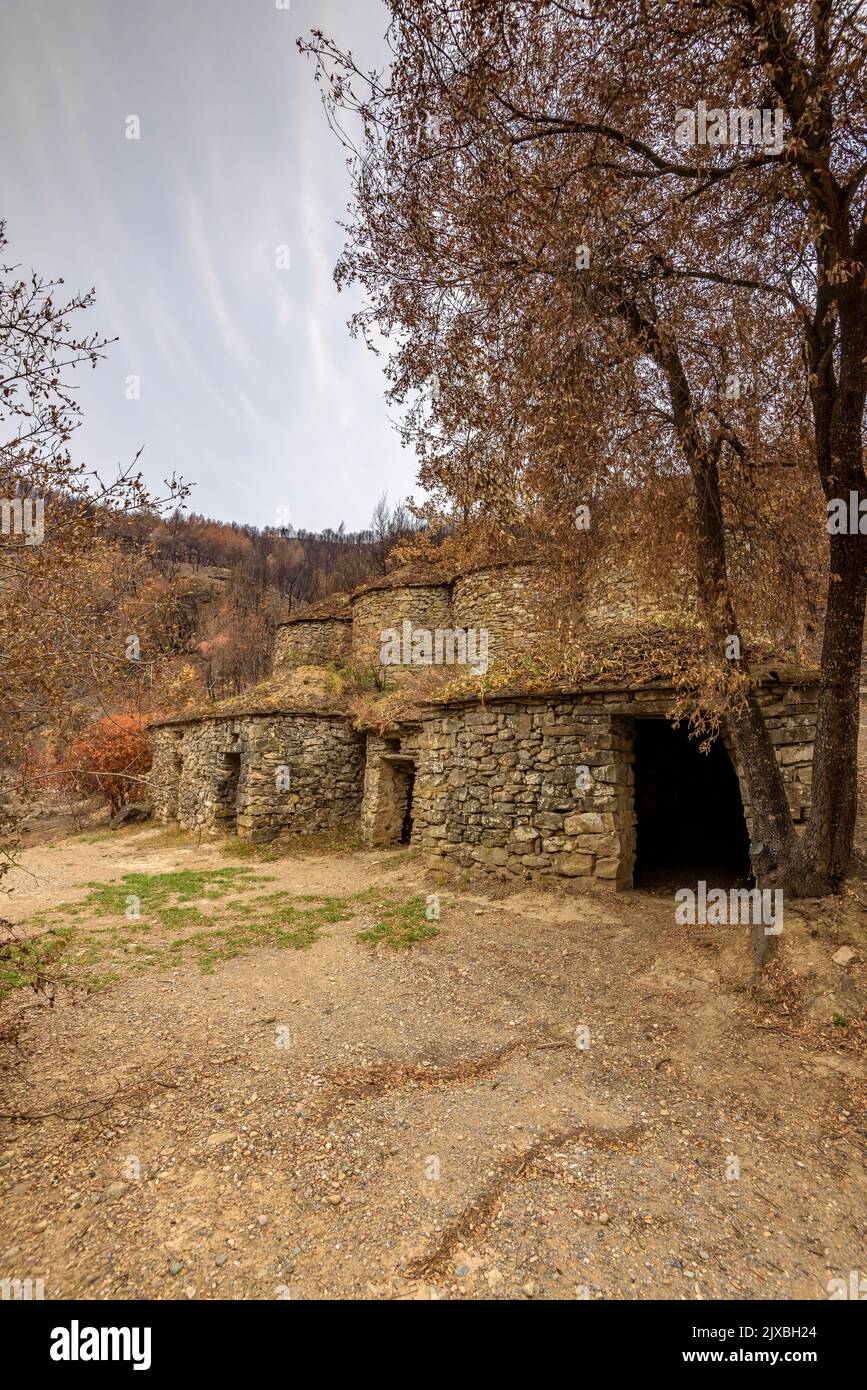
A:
409 682 818 889
151 713 365 843
150 676 817 881
350 583 453 684
272 620 351 669
450 565 554 667
413 697 635 888
735 681 818 829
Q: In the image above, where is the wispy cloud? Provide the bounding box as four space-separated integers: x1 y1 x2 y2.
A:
0 0 416 530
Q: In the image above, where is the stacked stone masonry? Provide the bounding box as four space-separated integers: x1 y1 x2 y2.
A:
151 681 816 882
450 565 555 666
405 684 816 889
151 713 365 844
150 563 819 887
350 582 453 682
272 619 351 669
411 699 634 887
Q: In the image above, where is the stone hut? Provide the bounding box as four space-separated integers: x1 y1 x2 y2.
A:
272 592 352 669
150 703 365 845
349 566 452 681
404 671 815 890
450 560 556 667
150 564 819 888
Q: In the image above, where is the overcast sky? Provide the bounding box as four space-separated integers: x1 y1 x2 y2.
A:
1 0 414 532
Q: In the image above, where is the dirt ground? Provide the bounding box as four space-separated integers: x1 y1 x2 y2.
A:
1 824 865 1301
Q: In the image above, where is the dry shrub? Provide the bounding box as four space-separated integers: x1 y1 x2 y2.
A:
63 714 152 812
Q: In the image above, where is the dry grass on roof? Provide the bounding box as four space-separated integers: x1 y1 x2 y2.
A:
348 618 816 731
279 592 351 624
152 665 352 726
492 620 809 696
555 618 722 689
456 545 545 577
350 564 451 597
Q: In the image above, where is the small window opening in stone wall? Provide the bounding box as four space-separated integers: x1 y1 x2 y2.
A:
632 718 750 890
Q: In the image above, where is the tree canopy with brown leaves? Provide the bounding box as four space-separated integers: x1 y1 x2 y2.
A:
302 0 867 893
0 221 187 875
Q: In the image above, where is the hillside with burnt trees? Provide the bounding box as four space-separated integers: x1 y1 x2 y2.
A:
129 496 420 700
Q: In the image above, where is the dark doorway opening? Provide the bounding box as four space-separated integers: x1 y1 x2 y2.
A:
215 748 241 829
633 719 750 889
371 756 416 846
169 742 184 819
400 768 415 844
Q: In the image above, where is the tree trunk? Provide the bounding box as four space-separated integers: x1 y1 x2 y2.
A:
797 275 867 886
651 327 799 886
798 536 866 883
691 445 799 888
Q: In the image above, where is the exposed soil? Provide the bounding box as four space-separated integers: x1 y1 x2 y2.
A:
0 825 865 1301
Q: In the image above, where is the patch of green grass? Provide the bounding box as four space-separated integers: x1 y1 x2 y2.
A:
157 905 210 932
0 868 270 998
87 970 121 993
0 927 75 1000
3 870 442 1001
80 867 262 920
177 893 356 973
4 877 362 995
831 1012 848 1027
355 892 440 949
